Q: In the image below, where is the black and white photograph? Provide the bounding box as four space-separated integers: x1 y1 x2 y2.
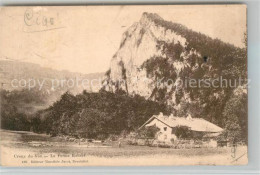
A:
0 5 248 166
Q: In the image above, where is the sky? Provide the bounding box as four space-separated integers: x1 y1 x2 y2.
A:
0 5 247 74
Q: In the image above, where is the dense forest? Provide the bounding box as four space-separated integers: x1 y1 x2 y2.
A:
2 89 168 139
0 13 247 143
1 87 247 142
0 89 47 131
104 13 247 142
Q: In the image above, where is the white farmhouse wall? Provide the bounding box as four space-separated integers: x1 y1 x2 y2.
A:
146 118 177 143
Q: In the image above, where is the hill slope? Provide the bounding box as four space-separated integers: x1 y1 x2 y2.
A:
103 12 247 126
0 60 104 114
2 13 247 142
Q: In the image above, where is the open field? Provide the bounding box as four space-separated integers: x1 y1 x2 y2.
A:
0 130 248 166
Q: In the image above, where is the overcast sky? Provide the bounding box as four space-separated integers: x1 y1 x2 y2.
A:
0 5 246 74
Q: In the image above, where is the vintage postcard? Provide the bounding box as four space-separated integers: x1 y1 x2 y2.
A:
0 5 248 166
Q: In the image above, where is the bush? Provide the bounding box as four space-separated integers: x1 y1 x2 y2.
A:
138 125 160 138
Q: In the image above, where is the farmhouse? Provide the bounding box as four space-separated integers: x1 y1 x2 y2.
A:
140 112 223 144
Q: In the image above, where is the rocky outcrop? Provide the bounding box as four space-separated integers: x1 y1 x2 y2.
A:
103 12 247 124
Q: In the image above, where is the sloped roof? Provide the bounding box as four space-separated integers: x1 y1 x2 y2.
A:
142 114 223 133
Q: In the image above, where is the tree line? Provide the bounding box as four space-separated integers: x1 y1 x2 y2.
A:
31 89 170 139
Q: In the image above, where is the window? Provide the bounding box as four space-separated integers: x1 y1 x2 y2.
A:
164 127 167 131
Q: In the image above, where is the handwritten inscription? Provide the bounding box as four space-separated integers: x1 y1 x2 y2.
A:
23 8 64 33
24 8 55 27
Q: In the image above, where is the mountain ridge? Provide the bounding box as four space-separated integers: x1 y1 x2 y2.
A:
1 12 247 142
0 59 105 114
103 12 247 125
0 59 104 92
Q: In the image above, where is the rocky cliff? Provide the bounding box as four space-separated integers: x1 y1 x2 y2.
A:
103 12 247 125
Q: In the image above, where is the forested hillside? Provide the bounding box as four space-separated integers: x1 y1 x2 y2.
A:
103 13 247 142
31 90 169 139
1 13 247 143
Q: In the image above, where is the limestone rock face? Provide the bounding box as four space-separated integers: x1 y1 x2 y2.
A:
106 13 188 99
103 12 247 119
